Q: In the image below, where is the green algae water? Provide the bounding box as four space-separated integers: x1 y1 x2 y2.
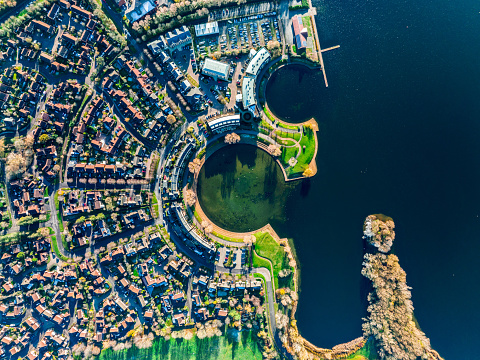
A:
199 0 480 357
197 144 297 232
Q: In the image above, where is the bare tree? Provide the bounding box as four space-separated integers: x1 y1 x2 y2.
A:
224 132 240 144
188 158 201 174
184 189 196 206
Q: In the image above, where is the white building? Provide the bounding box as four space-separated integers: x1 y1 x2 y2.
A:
245 47 271 77
241 47 271 113
207 114 241 134
202 58 230 81
194 22 219 37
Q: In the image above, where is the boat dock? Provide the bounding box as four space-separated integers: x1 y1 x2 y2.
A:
306 0 339 87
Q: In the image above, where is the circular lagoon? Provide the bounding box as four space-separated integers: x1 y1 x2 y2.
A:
265 64 326 123
197 144 297 232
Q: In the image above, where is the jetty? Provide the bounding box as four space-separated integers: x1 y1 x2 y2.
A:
307 0 340 87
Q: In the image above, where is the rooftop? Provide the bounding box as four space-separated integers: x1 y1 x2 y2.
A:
194 22 219 37
246 47 270 77
125 0 155 22
202 58 230 78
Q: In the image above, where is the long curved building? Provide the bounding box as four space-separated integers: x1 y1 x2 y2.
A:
241 48 271 115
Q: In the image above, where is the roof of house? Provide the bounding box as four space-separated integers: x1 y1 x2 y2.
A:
194 21 219 37
202 58 230 78
125 0 155 22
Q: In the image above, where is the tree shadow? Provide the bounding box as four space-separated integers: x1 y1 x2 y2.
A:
300 178 311 198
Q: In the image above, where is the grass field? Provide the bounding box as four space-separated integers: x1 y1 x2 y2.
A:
280 146 298 167
211 231 244 243
51 235 68 262
290 128 316 174
263 107 276 122
252 251 271 274
275 130 301 141
277 122 298 131
97 330 262 360
254 232 291 289
302 16 313 37
54 191 64 232
277 138 296 147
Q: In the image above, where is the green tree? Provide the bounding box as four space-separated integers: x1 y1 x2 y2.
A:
39 134 50 144
17 216 35 226
75 216 86 224
96 213 106 221
17 252 25 260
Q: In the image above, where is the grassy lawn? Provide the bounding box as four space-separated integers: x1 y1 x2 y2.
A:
263 107 276 122
277 138 296 147
280 146 298 167
277 122 298 131
254 232 290 290
193 209 202 223
302 16 313 37
51 235 69 262
98 331 262 360
275 130 301 141
252 252 271 274
260 119 274 132
153 204 159 218
186 74 199 88
211 231 244 243
291 128 316 174
54 192 64 232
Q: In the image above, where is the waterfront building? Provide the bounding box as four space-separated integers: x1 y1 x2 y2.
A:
245 47 270 77
194 22 219 37
241 47 271 114
207 114 240 134
292 15 308 51
202 58 230 81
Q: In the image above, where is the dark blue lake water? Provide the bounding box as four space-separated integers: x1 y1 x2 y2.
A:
200 0 480 358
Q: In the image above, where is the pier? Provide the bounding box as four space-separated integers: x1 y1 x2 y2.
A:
306 0 339 87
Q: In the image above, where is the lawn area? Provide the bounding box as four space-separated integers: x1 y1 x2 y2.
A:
280 146 298 167
254 232 291 290
153 204 159 218
252 252 271 274
193 209 202 223
290 128 316 174
275 129 301 141
260 119 274 132
152 193 159 218
277 138 296 147
187 74 199 88
277 122 298 131
211 231 244 243
302 16 313 37
98 330 262 360
54 192 64 232
263 106 276 122
51 235 69 262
